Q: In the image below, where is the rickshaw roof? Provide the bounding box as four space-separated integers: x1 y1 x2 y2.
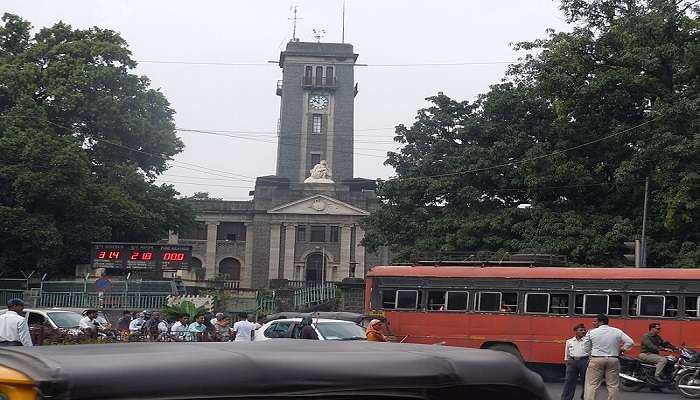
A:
0 340 549 399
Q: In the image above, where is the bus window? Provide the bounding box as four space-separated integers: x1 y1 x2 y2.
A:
638 295 664 317
382 289 397 309
583 294 608 315
477 292 501 312
501 293 517 312
665 296 679 317
427 291 447 310
396 290 421 310
609 295 622 315
525 293 549 313
686 296 699 318
550 294 569 314
477 292 516 313
446 292 468 311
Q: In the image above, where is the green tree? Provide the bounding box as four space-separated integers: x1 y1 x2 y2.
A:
0 14 194 276
364 0 699 266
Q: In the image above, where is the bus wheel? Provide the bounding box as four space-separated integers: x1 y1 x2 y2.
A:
487 343 523 363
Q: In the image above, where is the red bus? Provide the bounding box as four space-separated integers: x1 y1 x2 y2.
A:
365 265 700 365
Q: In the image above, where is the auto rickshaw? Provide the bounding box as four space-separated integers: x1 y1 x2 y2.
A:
0 340 550 399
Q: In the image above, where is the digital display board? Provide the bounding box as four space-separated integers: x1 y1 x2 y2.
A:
91 243 192 270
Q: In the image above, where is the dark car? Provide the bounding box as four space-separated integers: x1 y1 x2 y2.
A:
0 340 550 399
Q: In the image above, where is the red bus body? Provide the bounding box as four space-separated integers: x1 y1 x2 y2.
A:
365 266 700 365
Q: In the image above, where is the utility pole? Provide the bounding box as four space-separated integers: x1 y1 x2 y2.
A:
640 177 649 267
341 0 346 43
290 6 301 42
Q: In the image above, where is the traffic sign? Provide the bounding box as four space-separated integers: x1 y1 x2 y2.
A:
95 277 112 291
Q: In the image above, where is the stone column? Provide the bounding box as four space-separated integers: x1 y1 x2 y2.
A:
339 224 352 280
354 225 366 278
268 223 282 283
283 223 296 280
242 223 254 288
205 222 220 280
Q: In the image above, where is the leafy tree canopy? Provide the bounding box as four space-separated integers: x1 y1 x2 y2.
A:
364 0 699 267
0 14 194 276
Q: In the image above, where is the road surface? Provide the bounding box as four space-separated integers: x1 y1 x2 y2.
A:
544 382 676 399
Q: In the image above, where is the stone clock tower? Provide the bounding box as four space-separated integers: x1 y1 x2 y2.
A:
174 40 389 291
275 42 358 184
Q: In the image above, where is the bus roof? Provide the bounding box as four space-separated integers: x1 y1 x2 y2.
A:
367 266 700 280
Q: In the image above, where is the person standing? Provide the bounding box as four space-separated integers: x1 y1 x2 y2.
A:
0 299 32 346
299 316 318 340
639 323 675 382
561 324 589 400
232 313 260 342
583 314 634 400
365 319 387 342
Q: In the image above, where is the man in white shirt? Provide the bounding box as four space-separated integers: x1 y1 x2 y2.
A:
170 315 191 341
232 313 260 342
583 314 634 400
79 309 103 335
129 312 146 333
561 323 589 400
0 299 32 346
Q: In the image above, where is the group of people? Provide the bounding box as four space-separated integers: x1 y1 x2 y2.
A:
113 311 261 342
561 313 674 400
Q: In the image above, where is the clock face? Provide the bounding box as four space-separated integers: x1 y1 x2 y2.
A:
309 95 328 110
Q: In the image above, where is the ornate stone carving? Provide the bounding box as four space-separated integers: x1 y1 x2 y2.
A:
304 160 334 183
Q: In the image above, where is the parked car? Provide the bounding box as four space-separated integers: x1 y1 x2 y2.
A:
0 308 83 330
255 318 367 341
0 340 552 399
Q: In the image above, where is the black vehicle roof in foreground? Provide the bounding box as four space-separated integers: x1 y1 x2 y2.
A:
0 340 550 400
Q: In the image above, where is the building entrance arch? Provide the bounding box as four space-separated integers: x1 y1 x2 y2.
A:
305 253 328 283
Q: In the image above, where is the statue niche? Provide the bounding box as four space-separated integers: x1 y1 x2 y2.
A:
304 160 334 184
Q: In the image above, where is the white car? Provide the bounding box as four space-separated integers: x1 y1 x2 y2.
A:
0 308 83 330
254 318 367 341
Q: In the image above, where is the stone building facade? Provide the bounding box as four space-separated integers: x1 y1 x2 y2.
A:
171 41 389 289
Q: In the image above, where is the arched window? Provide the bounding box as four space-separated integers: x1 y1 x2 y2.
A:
218 258 241 280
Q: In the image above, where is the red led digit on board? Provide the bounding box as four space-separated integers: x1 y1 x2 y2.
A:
163 252 185 261
130 252 140 260
108 251 120 259
97 251 106 259
142 252 153 261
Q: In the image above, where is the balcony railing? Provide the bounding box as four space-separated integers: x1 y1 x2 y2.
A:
303 76 335 90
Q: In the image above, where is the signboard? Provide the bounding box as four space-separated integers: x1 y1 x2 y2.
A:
91 243 192 270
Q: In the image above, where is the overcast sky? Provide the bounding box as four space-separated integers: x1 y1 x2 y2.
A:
4 0 570 200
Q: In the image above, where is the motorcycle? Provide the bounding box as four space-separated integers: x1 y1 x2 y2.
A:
676 347 700 398
619 347 697 393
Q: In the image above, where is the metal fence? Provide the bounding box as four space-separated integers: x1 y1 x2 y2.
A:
38 292 169 310
293 283 336 308
256 292 275 315
0 290 25 305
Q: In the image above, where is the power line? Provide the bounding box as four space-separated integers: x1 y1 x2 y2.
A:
161 180 253 189
136 59 514 68
180 128 392 158
402 115 665 181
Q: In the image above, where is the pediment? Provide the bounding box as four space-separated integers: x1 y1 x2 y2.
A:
268 194 369 216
